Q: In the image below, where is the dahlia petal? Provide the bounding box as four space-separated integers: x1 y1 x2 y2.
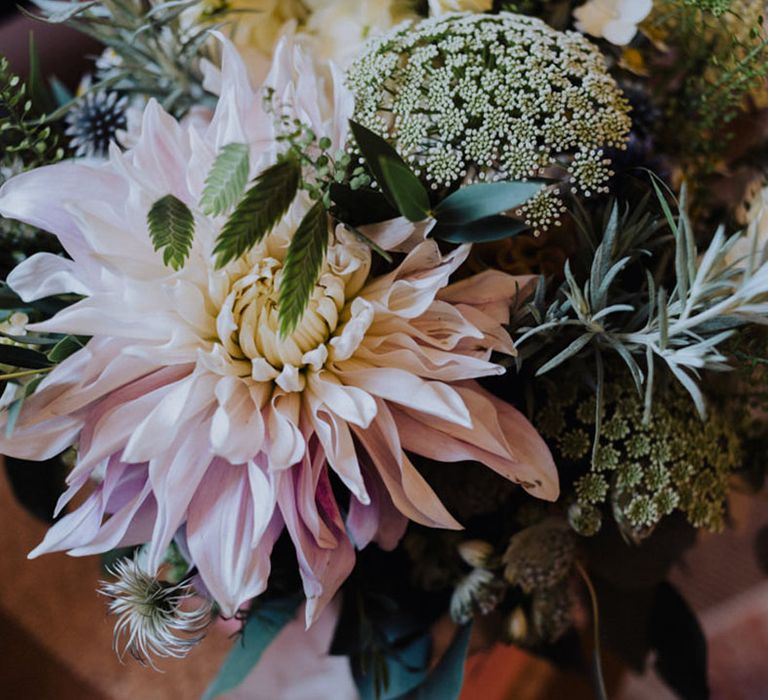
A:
211 376 266 463
357 217 435 254
122 371 217 463
28 490 103 559
0 160 123 265
266 391 306 471
187 459 281 618
277 466 355 627
347 467 408 551
145 411 216 572
361 241 469 318
206 33 274 158
336 364 472 428
307 370 377 428
392 382 559 502
438 270 537 326
353 401 461 530
307 401 368 504
68 479 155 557
7 252 91 300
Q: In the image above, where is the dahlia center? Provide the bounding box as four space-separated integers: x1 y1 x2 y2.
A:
216 256 346 390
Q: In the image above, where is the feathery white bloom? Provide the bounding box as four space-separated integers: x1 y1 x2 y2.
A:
99 557 212 668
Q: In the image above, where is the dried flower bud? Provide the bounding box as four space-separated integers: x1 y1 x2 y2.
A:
457 539 495 569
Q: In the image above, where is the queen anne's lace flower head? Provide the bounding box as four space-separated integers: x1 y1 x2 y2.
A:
347 12 632 232
0 36 557 631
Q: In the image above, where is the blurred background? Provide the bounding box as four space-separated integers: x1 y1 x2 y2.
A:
1 4 767 699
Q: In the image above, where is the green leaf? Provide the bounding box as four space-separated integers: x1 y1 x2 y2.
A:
433 181 543 225
48 335 88 363
213 157 300 268
0 344 52 370
349 120 427 213
28 33 54 115
432 215 528 243
395 624 472 700
278 201 329 337
200 143 250 217
202 596 302 700
377 157 431 222
147 194 195 271
329 183 398 226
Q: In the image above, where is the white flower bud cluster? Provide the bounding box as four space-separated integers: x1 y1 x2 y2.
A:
347 12 632 231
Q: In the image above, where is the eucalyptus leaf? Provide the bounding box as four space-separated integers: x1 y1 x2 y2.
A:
278 201 329 336
432 215 528 243
433 180 543 225
147 194 195 271
202 596 302 700
213 157 300 268
200 143 250 217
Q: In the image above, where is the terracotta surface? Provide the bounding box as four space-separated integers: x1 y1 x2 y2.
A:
0 466 231 700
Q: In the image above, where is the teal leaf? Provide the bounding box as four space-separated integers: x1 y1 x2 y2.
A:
5 396 24 438
433 181 543 225
432 215 528 243
377 157 431 222
354 632 431 700
201 596 302 700
278 201 329 336
213 157 300 268
147 194 195 271
200 143 250 217
395 624 472 700
329 183 398 226
27 0 98 23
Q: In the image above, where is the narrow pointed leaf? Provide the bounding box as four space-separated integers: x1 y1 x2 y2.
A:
378 156 431 222
147 194 195 271
0 344 52 369
433 180 543 224
213 157 300 268
278 201 329 336
200 143 250 217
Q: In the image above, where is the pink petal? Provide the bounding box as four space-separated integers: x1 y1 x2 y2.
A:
187 459 281 618
392 381 559 502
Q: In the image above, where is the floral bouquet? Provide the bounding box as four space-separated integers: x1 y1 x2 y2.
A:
1 1 768 698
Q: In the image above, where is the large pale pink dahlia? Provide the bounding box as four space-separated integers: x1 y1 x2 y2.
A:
0 38 557 624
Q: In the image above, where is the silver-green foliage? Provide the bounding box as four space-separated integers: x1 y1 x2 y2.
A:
29 0 214 118
517 184 768 422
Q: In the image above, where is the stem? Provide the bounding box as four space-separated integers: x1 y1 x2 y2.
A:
0 367 53 381
575 561 609 700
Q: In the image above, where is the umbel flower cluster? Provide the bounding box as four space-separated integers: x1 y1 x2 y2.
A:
535 376 742 538
347 12 632 231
